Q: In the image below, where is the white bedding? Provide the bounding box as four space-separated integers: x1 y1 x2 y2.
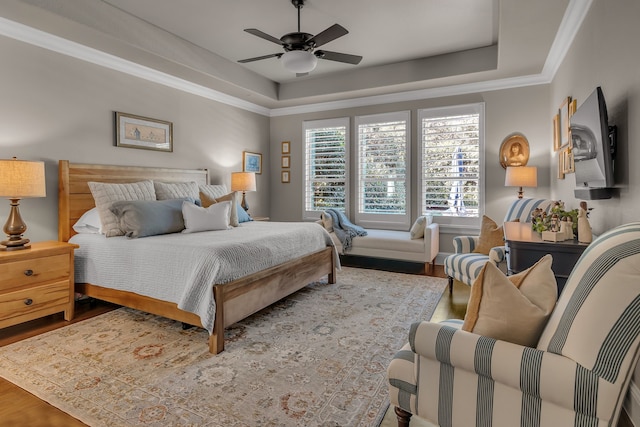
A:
70 221 337 334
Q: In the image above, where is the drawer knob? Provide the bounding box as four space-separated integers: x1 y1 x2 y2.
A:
24 298 33 306
24 269 34 277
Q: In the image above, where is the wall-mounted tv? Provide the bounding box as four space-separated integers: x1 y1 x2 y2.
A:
570 86 617 199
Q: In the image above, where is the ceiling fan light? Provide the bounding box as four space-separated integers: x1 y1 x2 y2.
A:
281 50 317 73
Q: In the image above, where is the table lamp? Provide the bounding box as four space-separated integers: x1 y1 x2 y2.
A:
505 166 537 199
0 157 46 250
231 172 256 211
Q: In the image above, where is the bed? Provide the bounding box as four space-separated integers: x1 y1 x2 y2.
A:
58 160 337 354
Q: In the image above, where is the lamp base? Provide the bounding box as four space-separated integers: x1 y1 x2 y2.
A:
2 198 31 250
0 237 31 251
240 191 249 212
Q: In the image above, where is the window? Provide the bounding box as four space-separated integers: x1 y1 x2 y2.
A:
303 118 349 219
355 111 410 230
418 104 483 226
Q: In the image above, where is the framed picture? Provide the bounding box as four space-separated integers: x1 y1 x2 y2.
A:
562 147 575 174
281 155 290 168
569 99 577 117
553 113 561 152
559 97 571 147
115 112 173 152
557 151 565 180
499 133 530 168
243 151 262 174
281 170 290 183
281 141 290 154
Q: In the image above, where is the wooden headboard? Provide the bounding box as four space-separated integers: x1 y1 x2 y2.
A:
58 160 210 242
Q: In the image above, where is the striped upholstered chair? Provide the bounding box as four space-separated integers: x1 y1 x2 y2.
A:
388 222 640 427
443 198 554 292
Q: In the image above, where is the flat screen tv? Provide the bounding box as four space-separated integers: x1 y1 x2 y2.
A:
570 86 616 198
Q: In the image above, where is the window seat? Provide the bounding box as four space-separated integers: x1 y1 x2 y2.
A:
319 217 439 274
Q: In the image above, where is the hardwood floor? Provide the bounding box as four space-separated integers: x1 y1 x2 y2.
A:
0 267 633 427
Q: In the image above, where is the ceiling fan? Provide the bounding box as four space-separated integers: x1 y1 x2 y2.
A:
238 0 363 75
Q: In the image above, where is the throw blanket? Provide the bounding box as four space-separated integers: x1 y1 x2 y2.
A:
325 208 367 251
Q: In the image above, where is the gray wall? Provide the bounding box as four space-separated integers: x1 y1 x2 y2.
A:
269 85 551 253
0 36 271 243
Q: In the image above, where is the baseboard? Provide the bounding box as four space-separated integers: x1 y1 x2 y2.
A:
624 381 640 426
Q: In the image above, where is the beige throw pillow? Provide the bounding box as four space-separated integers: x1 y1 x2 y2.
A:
462 254 557 347
200 191 239 227
472 215 504 255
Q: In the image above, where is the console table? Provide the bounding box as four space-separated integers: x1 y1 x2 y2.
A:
504 222 589 295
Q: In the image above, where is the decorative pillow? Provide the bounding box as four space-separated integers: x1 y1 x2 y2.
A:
200 191 239 227
72 207 103 234
320 212 333 233
182 200 231 233
409 215 432 239
88 180 156 237
462 254 557 347
472 215 504 255
154 181 200 201
109 198 197 238
237 205 252 223
199 184 229 201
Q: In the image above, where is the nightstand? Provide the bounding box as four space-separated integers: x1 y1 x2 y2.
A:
251 216 270 221
0 241 78 329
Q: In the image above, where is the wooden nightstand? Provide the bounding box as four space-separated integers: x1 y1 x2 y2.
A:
251 216 270 221
0 241 78 329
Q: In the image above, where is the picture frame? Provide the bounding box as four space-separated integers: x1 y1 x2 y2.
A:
281 170 290 183
569 99 577 117
115 112 173 152
243 151 262 174
559 97 571 147
553 113 561 152
557 150 565 180
562 146 575 174
499 133 530 169
281 155 290 168
281 141 290 154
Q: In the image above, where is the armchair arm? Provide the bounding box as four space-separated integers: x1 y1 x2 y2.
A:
452 235 479 253
408 321 617 418
488 245 506 264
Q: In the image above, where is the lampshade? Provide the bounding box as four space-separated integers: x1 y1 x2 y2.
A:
0 158 46 198
281 50 318 73
231 172 256 192
505 166 538 188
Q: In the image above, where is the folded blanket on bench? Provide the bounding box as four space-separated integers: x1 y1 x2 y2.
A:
324 208 367 251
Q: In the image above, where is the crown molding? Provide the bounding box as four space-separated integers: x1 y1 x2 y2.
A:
0 0 592 118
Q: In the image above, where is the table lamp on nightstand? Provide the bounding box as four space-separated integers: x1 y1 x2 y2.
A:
231 171 256 212
505 166 537 199
0 157 46 251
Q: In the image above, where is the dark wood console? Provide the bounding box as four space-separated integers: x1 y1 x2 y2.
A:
504 222 589 296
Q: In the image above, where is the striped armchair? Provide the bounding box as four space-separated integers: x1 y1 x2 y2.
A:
388 222 640 427
443 198 554 291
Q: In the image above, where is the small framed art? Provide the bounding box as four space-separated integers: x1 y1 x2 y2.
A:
281 170 290 183
553 113 561 152
243 151 262 174
281 155 290 168
115 112 173 152
559 97 571 147
282 141 290 154
562 147 575 174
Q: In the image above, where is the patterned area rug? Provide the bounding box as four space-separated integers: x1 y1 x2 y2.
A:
0 267 446 427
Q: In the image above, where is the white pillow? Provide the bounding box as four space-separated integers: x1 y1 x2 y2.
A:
409 215 432 239
72 207 103 234
182 201 231 233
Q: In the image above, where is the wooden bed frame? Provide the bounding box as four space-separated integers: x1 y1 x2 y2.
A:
58 160 336 354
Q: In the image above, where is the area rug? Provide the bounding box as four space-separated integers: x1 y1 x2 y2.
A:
0 267 446 427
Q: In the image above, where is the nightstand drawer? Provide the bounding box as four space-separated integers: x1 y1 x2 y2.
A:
0 254 70 291
0 281 70 323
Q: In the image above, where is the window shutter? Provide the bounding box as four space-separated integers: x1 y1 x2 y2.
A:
419 106 481 218
303 118 348 218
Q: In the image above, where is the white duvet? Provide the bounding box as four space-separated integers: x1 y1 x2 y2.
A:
70 221 337 334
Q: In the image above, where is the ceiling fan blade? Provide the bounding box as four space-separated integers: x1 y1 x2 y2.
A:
315 50 363 65
238 53 283 63
244 28 284 45
307 24 348 48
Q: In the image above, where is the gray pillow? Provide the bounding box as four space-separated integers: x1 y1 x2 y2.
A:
109 198 197 238
154 181 200 201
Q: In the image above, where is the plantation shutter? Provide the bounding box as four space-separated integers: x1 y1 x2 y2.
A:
303 118 349 219
355 111 410 230
419 104 482 219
